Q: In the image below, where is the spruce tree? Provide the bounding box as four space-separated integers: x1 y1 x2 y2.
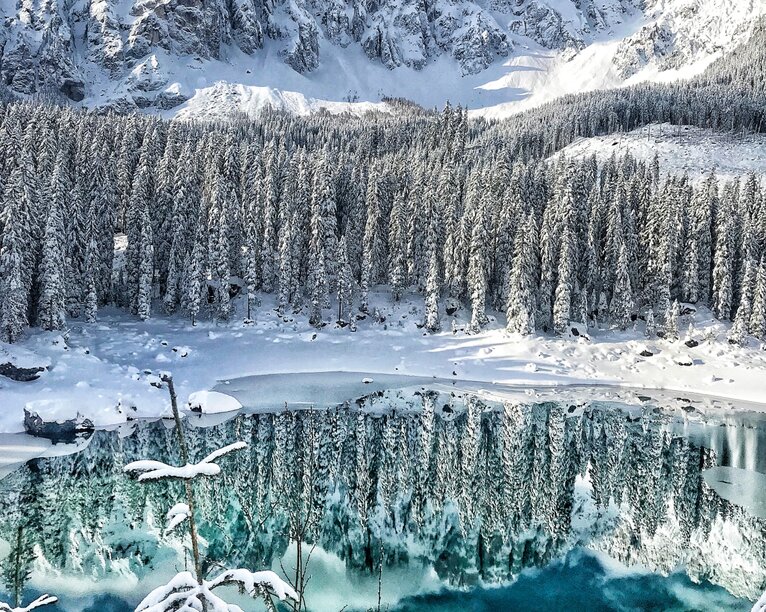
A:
37 194 66 331
336 236 354 324
467 188 489 333
505 214 538 335
553 228 575 335
749 258 766 339
0 169 30 342
729 258 756 344
84 237 99 323
610 241 634 331
664 300 679 340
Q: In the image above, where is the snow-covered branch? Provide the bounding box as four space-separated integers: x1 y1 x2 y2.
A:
135 570 298 612
753 590 766 612
164 503 191 535
124 442 247 481
0 595 58 612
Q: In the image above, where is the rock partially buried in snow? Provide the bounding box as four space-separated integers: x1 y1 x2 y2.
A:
24 405 94 440
187 390 243 414
362 377 374 384
0 361 46 382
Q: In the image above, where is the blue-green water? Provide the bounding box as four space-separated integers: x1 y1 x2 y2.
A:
17 549 752 611
1 393 764 611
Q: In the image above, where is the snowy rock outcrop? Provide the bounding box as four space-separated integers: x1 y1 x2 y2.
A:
613 0 763 79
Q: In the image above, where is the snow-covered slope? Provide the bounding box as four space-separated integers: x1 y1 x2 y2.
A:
551 123 766 183
0 0 763 116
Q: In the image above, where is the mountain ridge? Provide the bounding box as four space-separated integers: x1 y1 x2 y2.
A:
0 0 763 116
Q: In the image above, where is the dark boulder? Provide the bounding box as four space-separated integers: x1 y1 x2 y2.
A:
0 362 46 382
24 408 94 441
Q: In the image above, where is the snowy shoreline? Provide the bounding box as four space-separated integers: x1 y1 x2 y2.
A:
1 291 765 434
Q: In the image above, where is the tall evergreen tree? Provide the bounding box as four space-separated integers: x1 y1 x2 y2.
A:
505 214 538 335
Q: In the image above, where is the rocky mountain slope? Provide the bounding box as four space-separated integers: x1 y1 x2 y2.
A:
0 0 763 114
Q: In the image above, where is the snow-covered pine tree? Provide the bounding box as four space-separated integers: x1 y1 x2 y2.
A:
553 227 576 335
260 140 281 293
184 228 205 327
277 208 295 314
645 309 656 337
388 187 407 301
307 177 328 326
83 237 99 323
712 181 735 320
36 174 66 331
505 214 538 335
127 163 152 316
336 236 354 324
537 203 558 332
163 143 199 314
467 178 490 333
664 299 679 340
729 257 756 344
610 240 634 331
750 257 766 339
423 178 442 332
0 164 32 342
136 196 154 322
360 165 385 312
312 150 338 284
209 171 233 321
89 137 118 304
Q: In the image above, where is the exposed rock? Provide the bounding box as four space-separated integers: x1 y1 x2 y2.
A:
0 362 46 382
24 408 95 440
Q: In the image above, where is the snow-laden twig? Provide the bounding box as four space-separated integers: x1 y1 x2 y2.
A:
164 503 191 534
124 442 247 481
0 594 58 612
135 570 298 612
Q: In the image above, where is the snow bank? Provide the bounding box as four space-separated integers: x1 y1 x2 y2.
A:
1 293 765 435
187 390 242 414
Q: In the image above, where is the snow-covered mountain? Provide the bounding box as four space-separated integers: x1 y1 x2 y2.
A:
0 0 763 115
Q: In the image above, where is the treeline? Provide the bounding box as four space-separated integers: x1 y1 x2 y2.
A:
0 99 764 344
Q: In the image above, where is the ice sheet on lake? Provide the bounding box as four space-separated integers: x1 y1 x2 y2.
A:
703 466 766 519
213 371 458 411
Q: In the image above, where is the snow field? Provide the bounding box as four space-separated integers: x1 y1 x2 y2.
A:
1 288 765 434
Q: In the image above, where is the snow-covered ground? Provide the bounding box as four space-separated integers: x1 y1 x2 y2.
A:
1 289 765 434
552 123 766 182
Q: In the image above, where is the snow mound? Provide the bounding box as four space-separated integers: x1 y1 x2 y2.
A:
24 399 110 427
173 83 393 120
187 390 242 414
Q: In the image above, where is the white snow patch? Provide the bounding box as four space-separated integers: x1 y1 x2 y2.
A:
552 123 766 183
187 390 242 414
